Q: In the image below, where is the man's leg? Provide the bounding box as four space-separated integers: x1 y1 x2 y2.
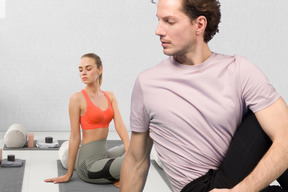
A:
181 110 288 192
210 110 288 190
182 110 269 192
277 170 288 189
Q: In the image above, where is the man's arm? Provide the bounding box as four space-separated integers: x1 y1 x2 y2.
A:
120 130 153 192
211 97 288 192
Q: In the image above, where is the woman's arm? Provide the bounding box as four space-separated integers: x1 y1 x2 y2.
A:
45 93 81 183
108 92 130 152
65 93 81 180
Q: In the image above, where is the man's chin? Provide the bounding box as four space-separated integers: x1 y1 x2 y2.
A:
162 49 174 56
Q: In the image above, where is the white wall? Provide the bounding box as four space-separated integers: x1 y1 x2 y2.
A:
209 0 288 103
0 0 5 19
0 0 287 132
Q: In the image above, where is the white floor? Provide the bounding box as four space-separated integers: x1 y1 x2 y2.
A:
0 131 280 192
0 132 172 192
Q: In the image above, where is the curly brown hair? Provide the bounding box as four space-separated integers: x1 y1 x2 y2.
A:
181 0 221 42
151 0 221 43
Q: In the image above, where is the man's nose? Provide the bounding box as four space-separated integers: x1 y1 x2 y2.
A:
155 21 166 36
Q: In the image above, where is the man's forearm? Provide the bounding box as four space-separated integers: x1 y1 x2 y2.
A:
120 158 150 192
233 140 288 192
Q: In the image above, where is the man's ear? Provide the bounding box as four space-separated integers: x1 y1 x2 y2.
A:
195 16 207 35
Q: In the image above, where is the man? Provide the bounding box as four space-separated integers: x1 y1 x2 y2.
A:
120 0 288 191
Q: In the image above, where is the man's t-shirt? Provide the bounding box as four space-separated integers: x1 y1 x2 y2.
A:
130 53 280 192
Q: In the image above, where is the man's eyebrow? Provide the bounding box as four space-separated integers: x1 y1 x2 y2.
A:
164 16 176 19
156 15 177 20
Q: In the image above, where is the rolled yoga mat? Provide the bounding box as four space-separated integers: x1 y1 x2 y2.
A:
3 140 66 150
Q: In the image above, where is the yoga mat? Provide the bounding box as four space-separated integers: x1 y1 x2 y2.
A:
3 140 66 150
57 140 123 192
0 160 25 192
151 160 173 191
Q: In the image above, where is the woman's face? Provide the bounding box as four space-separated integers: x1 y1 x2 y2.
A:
78 57 102 85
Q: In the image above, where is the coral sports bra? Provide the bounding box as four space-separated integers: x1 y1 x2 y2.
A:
80 89 114 130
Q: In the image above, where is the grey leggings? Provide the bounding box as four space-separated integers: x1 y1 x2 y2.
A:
76 139 125 184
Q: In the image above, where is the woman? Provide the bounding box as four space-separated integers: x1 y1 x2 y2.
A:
45 53 129 187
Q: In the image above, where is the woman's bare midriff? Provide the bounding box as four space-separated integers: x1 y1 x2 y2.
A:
81 127 109 145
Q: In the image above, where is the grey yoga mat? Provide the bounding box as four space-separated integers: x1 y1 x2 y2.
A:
57 140 123 192
151 160 173 191
0 160 25 192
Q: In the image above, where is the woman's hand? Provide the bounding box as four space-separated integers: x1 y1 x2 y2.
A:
44 174 71 184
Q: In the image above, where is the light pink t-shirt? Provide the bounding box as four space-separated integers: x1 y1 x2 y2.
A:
130 53 280 192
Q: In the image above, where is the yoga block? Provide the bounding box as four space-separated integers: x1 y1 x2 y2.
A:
45 137 53 143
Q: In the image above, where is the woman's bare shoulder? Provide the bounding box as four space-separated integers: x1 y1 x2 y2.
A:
103 91 116 100
69 91 85 104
